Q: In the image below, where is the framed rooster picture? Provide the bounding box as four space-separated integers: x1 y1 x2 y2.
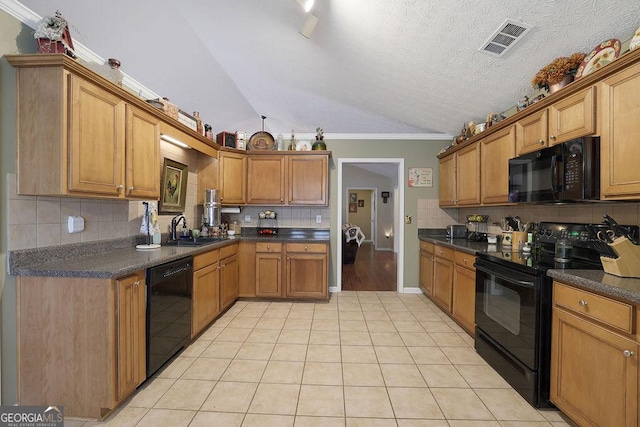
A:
159 158 188 214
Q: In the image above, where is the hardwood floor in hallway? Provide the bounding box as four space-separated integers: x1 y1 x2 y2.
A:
342 242 397 291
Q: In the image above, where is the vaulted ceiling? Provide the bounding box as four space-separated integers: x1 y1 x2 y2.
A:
16 0 640 138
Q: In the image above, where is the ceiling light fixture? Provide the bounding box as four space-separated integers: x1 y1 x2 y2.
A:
304 0 314 12
299 13 318 38
160 133 190 149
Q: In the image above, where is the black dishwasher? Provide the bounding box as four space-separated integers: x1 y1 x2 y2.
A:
146 256 193 377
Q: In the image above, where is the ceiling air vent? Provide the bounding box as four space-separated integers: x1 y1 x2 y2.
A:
479 19 533 57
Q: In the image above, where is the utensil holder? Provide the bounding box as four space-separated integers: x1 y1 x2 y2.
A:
600 237 640 278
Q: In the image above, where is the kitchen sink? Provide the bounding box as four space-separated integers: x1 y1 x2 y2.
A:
164 237 225 246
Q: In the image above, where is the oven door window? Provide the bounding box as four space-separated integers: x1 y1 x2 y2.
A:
476 265 539 369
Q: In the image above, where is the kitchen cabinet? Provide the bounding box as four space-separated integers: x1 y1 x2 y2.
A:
218 151 247 205
238 241 257 297
551 281 639 426
432 244 454 312
246 153 329 206
192 250 220 337
219 243 239 311
452 251 476 335
286 243 329 300
116 273 146 401
599 61 640 200
438 142 479 207
255 242 283 297
515 108 548 155
17 271 146 418
480 125 515 205
548 86 596 145
8 55 161 200
438 154 456 207
419 241 434 297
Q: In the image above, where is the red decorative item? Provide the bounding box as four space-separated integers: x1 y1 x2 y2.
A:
36 38 66 54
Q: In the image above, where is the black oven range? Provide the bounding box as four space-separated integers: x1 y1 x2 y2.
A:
474 221 639 408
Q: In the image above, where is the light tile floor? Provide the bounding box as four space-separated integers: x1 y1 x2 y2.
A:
68 292 574 426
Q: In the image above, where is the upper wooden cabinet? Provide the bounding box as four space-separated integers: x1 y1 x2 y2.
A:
548 86 596 145
218 151 247 205
599 61 640 200
438 142 480 207
480 125 515 205
8 55 167 200
515 109 548 155
438 154 456 207
246 153 329 206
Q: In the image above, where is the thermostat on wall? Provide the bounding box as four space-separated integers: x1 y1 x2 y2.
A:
68 216 85 234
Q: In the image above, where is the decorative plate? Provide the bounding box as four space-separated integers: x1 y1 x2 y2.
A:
576 39 621 79
295 139 311 151
630 27 640 51
247 131 275 150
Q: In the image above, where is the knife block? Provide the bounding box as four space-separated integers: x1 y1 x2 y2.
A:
600 237 640 278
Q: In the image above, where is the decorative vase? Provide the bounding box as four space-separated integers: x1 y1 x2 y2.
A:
549 75 574 94
312 140 326 150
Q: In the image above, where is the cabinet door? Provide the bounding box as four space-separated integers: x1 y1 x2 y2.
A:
481 125 515 205
192 262 220 337
548 86 596 145
116 273 146 401
247 155 286 204
551 308 639 427
220 255 239 311
69 74 126 196
439 154 456 207
218 151 247 204
238 241 257 298
286 249 328 299
288 155 328 205
515 109 548 155
456 142 481 206
256 253 283 297
452 264 476 335
125 105 161 199
419 250 434 297
600 62 640 200
432 255 454 312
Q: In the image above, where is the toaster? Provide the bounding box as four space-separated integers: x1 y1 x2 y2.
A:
446 224 467 239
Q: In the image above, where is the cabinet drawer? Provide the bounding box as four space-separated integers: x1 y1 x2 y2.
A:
220 242 238 259
256 242 282 253
454 251 475 271
194 249 219 270
554 282 634 334
420 241 434 253
434 245 454 260
286 243 326 253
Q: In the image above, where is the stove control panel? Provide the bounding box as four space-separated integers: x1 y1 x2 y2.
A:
537 222 639 248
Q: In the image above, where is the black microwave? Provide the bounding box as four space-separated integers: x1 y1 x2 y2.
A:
508 137 600 203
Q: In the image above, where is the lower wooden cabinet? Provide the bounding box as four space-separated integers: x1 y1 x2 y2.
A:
419 241 434 297
238 240 257 297
219 244 239 311
551 281 639 426
256 242 283 297
452 251 476 335
432 244 454 312
286 243 329 299
192 251 220 338
18 271 146 418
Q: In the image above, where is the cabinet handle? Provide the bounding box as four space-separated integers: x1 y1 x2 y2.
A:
278 257 281 261
304 246 308 251
550 135 556 140
463 259 468 264
267 245 270 251
578 299 588 307
117 184 124 192
281 198 284 202
288 198 292 202
134 280 140 286
623 350 634 358
538 139 544 145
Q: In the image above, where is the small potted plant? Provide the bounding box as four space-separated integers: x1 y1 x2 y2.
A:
532 52 586 93
312 127 326 150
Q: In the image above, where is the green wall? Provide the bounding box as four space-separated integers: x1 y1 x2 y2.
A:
327 139 450 290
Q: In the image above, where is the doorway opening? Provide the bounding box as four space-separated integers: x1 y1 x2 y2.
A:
336 159 404 293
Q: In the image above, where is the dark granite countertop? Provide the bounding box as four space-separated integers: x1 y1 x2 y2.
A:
418 230 640 305
10 228 329 279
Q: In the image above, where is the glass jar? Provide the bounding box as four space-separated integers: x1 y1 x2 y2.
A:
555 239 573 263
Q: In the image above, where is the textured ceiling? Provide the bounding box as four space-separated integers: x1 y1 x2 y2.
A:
16 0 640 137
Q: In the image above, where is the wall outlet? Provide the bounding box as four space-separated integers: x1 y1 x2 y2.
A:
67 215 85 233
405 215 412 224
316 215 322 224
244 214 251 223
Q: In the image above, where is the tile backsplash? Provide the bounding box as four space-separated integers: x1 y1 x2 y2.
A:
416 198 459 228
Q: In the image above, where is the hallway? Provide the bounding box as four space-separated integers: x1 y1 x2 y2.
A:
342 243 397 291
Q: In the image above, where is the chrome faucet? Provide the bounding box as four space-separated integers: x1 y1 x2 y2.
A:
170 214 187 241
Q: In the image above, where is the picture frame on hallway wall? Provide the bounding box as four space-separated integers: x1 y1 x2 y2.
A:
159 158 188 214
349 192 357 203
358 199 365 207
349 203 357 213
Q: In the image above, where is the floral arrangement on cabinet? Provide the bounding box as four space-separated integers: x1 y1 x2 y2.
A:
531 52 586 92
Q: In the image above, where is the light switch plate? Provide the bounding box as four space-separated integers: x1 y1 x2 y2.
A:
405 215 412 224
244 214 251 223
68 215 85 233
316 215 322 224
